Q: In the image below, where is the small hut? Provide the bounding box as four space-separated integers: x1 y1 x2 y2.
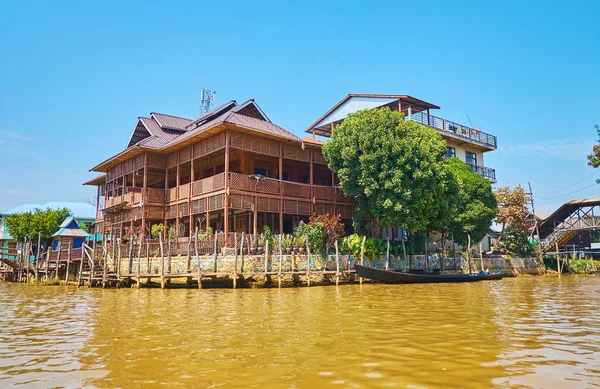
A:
51 216 93 250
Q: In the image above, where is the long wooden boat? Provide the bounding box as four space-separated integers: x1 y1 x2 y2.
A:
354 264 505 284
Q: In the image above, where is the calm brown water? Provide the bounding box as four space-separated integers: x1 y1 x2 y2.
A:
1 277 599 389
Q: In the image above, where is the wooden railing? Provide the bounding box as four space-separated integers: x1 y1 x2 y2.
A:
408 111 497 148
228 173 352 203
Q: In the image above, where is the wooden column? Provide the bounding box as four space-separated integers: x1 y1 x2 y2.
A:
189 147 195 235
279 144 283 234
164 165 169 230
224 130 230 243
332 171 336 215
141 152 148 237
175 161 180 238
309 148 314 214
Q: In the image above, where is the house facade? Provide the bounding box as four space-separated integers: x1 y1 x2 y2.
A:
306 94 497 183
85 99 355 246
85 94 497 246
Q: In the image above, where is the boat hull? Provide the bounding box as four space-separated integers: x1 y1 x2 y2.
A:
354 264 505 284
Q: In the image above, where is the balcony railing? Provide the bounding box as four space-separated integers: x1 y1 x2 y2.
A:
228 172 353 202
408 111 497 149
467 163 496 182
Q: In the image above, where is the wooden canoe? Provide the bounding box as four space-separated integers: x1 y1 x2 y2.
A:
354 264 505 284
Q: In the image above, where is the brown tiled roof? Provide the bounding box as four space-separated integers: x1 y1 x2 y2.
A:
150 112 193 130
225 113 301 142
137 117 181 148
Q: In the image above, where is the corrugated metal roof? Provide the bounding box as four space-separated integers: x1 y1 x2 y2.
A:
137 117 182 148
52 227 93 238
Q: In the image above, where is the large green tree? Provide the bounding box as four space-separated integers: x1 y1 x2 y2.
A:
322 107 459 236
5 207 71 242
447 158 498 248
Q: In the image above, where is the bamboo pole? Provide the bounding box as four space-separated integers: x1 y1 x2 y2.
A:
240 232 245 275
359 236 366 284
555 242 561 277
137 234 142 288
402 231 407 271
45 248 50 281
187 232 191 273
264 238 269 277
35 232 41 280
159 231 165 289
146 237 150 276
278 234 282 288
55 242 61 280
335 240 340 286
305 234 311 287
479 241 484 273
128 235 133 274
117 239 122 277
195 226 201 289
102 237 108 288
17 240 23 282
65 241 71 283
233 232 238 289
167 234 172 274
213 232 218 273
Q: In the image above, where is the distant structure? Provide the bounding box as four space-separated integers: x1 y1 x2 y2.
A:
200 89 215 114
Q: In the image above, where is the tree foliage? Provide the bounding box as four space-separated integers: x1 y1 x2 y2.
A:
447 158 498 247
587 125 600 182
308 213 345 248
495 185 530 247
5 207 71 242
322 107 459 234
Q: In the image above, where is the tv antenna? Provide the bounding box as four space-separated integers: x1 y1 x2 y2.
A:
200 89 215 114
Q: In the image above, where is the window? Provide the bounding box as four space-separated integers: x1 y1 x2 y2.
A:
466 152 477 165
282 172 292 181
446 147 456 158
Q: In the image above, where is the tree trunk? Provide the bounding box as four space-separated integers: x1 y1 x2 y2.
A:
440 232 446 272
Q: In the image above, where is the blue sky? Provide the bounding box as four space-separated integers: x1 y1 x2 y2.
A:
0 0 598 214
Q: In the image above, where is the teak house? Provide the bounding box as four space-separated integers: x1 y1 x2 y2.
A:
85 99 355 245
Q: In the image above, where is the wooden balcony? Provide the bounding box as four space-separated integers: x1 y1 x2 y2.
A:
408 111 497 150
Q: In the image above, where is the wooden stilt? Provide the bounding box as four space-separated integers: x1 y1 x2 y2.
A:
77 256 84 287
55 242 61 280
555 242 561 277
233 232 238 289
479 241 484 272
335 240 340 286
35 232 41 280
186 232 191 273
360 236 366 284
45 248 50 281
264 238 269 276
136 234 142 288
128 235 133 274
278 234 282 288
386 238 390 270
213 232 218 273
240 232 245 276
195 226 201 289
305 234 311 287
65 242 72 283
159 231 165 289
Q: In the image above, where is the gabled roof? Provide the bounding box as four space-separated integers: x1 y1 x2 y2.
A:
305 94 440 137
150 112 193 131
91 98 303 173
60 216 79 229
52 217 93 238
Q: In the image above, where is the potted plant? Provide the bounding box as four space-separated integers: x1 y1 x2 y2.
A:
297 234 306 254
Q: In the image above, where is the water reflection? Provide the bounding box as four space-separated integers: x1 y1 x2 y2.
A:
0 277 599 388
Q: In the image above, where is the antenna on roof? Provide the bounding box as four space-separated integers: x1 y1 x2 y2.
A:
200 89 216 114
